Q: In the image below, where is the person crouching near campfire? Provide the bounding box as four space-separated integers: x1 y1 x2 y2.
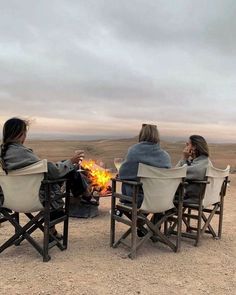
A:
0 117 87 239
118 123 171 236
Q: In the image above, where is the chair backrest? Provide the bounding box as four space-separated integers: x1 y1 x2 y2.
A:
0 160 48 213
203 165 230 207
137 163 187 213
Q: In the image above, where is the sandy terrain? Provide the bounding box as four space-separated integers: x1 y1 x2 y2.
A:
0 140 235 294
0 174 235 295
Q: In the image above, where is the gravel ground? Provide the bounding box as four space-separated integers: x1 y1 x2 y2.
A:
0 175 235 295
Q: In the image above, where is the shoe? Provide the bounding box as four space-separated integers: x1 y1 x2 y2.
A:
115 209 123 217
150 235 159 243
109 209 123 217
137 227 148 237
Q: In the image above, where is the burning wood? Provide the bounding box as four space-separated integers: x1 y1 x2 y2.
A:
81 160 112 199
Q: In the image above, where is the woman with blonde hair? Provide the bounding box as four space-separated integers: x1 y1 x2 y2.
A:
119 124 171 207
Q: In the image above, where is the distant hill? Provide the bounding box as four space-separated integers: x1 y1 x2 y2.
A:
26 138 236 171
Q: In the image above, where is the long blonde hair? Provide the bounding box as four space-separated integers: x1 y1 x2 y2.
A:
138 124 160 144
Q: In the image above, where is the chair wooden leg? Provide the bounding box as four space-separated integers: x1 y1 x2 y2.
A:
218 197 224 239
63 185 70 249
201 209 217 238
176 206 183 252
0 211 45 258
186 208 191 232
129 186 138 259
62 217 69 250
43 222 50 262
130 214 137 259
110 217 115 247
195 207 202 247
43 184 51 262
164 220 168 235
110 182 116 247
14 212 19 236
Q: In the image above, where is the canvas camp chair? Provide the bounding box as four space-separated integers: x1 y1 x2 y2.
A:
168 165 230 246
0 160 70 262
110 164 187 259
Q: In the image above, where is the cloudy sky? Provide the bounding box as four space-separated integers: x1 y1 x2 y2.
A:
0 0 235 142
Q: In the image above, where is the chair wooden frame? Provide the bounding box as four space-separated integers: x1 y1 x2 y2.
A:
110 179 141 259
168 167 230 246
0 170 71 262
110 175 185 259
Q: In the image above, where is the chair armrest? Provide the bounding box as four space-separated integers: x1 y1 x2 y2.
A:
111 178 142 186
185 179 210 184
42 178 68 184
113 192 133 202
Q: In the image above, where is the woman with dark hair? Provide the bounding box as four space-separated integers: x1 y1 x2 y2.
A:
176 135 212 201
0 117 87 237
119 124 171 208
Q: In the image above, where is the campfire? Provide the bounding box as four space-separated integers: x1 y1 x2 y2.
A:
81 160 112 198
68 159 112 218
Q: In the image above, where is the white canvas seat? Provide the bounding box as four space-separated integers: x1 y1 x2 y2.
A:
110 164 187 259
0 160 71 262
203 165 230 208
0 160 47 213
138 164 187 213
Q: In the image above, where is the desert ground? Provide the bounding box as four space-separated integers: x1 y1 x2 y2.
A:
0 139 235 295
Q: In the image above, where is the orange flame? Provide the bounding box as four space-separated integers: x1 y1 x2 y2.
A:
82 160 112 188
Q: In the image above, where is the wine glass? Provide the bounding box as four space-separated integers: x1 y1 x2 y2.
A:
114 158 124 172
75 150 85 171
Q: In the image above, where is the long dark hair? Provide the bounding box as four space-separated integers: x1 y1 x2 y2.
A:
190 135 209 158
0 117 29 174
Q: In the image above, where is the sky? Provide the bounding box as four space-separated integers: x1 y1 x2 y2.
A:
0 0 235 142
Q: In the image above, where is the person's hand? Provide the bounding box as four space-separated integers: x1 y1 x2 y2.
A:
183 145 191 160
70 150 85 165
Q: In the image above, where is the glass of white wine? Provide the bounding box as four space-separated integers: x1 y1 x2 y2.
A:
75 150 85 171
114 158 124 172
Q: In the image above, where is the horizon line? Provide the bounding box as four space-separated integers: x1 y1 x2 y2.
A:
24 133 236 144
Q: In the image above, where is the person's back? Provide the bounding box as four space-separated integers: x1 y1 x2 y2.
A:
119 124 171 208
119 140 171 180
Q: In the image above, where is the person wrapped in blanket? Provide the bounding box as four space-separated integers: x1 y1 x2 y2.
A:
0 117 88 239
176 135 212 203
118 123 171 236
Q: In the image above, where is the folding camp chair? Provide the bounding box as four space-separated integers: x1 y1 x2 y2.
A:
0 160 70 262
169 165 230 246
110 164 187 259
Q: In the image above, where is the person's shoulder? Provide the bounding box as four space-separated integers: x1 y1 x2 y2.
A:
163 149 171 158
128 142 142 151
194 155 209 163
159 146 170 157
12 143 34 153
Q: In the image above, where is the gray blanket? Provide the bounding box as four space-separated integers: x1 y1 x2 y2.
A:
0 143 75 209
119 141 171 180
